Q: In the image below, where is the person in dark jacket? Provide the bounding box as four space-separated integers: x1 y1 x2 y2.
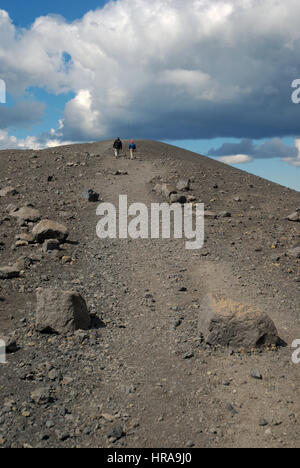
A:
113 137 122 158
129 140 136 160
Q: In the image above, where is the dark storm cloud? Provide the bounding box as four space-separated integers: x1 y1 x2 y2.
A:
0 101 45 129
208 137 298 160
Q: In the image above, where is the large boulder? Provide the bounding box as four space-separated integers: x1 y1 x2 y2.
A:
30 387 51 405
170 194 187 204
82 189 99 202
0 266 20 280
176 179 191 191
14 256 35 270
15 233 35 244
32 220 69 243
0 335 18 353
10 205 41 223
198 295 282 349
0 187 18 197
286 209 300 222
36 288 91 334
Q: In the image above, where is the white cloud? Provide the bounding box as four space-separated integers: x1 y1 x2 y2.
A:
62 89 104 139
217 154 253 164
0 129 40 149
0 129 73 150
1 1 300 147
282 138 300 166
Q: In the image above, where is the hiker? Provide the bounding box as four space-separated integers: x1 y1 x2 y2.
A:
113 137 122 158
129 140 136 160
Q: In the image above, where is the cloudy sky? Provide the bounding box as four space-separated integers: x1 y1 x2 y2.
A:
0 0 300 190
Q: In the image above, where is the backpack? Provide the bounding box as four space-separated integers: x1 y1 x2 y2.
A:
114 139 122 149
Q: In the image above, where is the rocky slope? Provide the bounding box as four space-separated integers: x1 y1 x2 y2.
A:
0 140 299 448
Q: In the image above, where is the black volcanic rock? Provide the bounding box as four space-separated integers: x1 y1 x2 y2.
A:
199 294 282 349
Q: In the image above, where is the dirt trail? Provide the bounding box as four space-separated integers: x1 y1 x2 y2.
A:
85 150 212 447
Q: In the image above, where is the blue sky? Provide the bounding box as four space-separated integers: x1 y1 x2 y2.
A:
0 0 300 191
0 0 109 27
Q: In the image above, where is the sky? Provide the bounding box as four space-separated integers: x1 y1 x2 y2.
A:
0 0 300 191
